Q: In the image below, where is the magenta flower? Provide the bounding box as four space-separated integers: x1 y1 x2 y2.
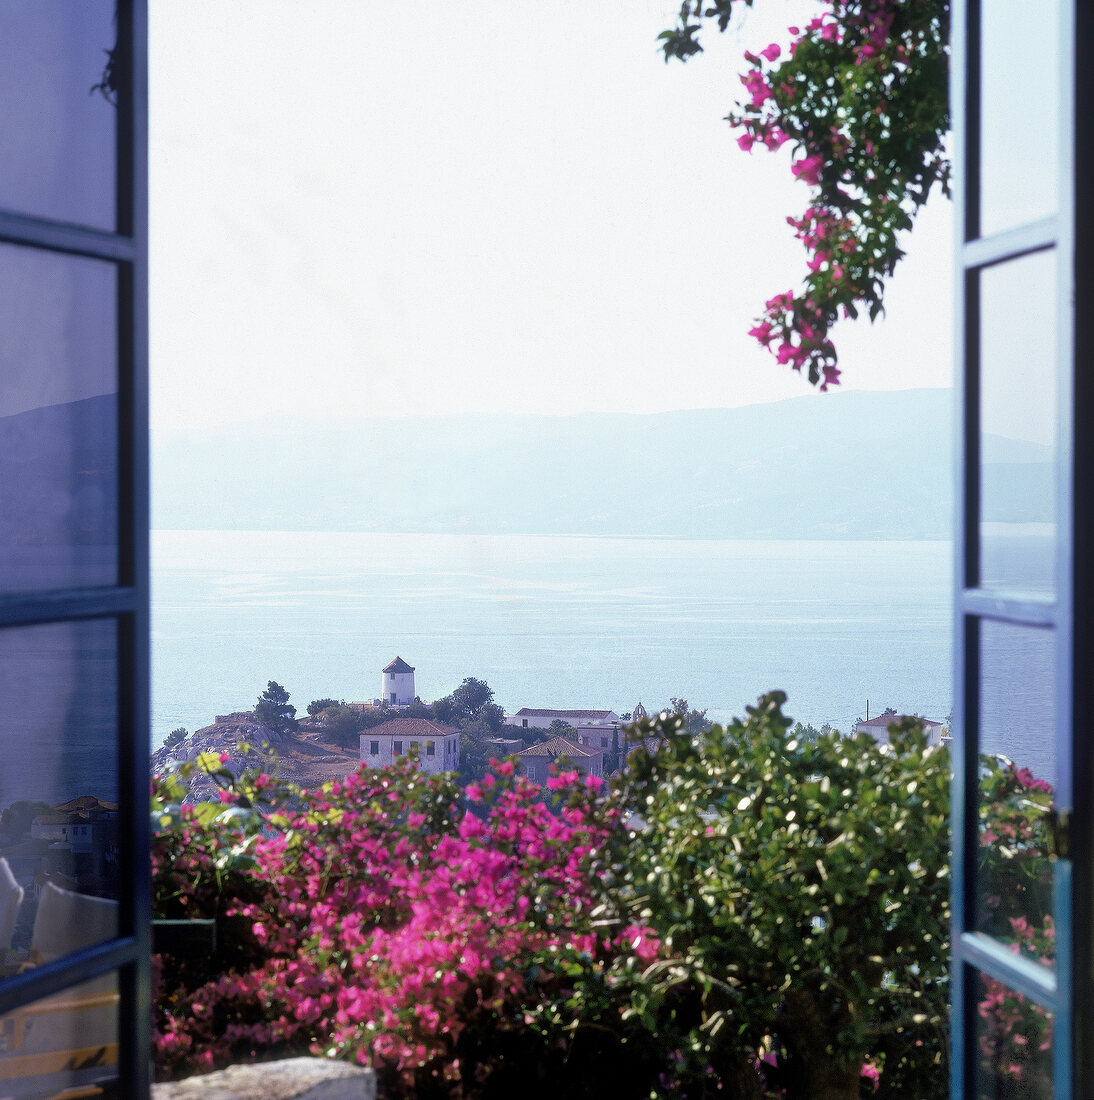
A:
791 155 824 186
760 43 781 62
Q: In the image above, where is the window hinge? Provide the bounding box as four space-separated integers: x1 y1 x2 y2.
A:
1048 807 1071 860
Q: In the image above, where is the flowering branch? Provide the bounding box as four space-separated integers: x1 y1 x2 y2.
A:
661 0 950 389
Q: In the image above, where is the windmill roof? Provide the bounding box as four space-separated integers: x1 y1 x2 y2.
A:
382 656 415 674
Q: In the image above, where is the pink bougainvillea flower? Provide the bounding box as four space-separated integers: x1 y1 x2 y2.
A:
760 43 781 62
791 155 824 186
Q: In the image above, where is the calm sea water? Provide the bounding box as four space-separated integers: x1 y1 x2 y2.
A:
151 531 956 746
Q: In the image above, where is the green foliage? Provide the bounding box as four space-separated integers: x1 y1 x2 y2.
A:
445 676 496 721
548 718 578 740
320 704 365 748
150 691 1054 1096
0 800 54 842
254 680 297 734
306 698 341 716
164 727 188 750
612 694 951 1098
660 696 712 737
790 720 822 745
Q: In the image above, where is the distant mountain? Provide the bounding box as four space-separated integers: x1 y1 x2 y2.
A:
151 388 1052 540
0 394 117 584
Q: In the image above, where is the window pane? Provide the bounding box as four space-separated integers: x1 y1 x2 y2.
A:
0 970 118 1097
979 0 1058 237
978 250 1056 592
977 620 1055 963
0 0 118 230
975 970 1053 1099
0 620 119 965
0 245 118 591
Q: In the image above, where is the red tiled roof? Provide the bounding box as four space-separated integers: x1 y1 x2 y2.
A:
366 717 459 738
517 737 602 759
383 657 415 674
513 708 615 720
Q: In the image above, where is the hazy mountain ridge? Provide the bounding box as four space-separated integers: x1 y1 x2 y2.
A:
151 388 1049 539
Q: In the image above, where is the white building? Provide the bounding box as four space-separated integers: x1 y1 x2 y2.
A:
854 712 946 747
381 656 416 707
360 717 460 775
507 707 620 731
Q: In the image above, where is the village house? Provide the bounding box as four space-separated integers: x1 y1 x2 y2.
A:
515 736 604 785
507 707 620 730
853 712 947 747
359 717 460 775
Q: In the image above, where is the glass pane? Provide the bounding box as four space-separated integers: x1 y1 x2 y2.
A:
0 620 119 967
979 0 1058 236
0 0 118 230
0 971 118 1098
0 245 118 591
975 970 1053 1099
977 620 1055 964
979 250 1057 592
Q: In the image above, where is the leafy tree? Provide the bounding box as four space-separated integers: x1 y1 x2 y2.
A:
662 696 712 737
790 720 820 745
616 695 951 1098
164 727 188 750
449 677 495 720
660 1 949 389
547 719 578 741
306 698 341 717
430 694 456 725
433 678 505 737
0 800 54 842
321 704 365 749
457 717 498 782
254 680 296 734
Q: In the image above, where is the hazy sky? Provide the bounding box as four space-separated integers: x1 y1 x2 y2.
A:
148 0 954 434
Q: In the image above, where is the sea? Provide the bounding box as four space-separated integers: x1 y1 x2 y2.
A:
2 529 1059 813
151 529 956 745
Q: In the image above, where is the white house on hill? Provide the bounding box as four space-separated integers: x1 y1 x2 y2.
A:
381 656 416 706
360 717 459 775
507 707 620 730
854 712 946 747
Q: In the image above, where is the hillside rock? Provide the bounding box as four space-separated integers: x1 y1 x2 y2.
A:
151 714 362 801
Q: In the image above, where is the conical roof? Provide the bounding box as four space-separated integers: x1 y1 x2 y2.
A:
383 656 415 674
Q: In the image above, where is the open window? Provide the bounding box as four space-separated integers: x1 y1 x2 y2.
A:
951 2 1094 1094
0 2 148 1097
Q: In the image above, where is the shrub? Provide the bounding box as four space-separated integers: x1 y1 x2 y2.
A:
151 694 1052 1098
609 694 951 1100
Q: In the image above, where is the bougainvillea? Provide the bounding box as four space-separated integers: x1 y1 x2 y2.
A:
976 757 1055 1096
151 755 664 1096
660 0 950 389
152 702 1055 1098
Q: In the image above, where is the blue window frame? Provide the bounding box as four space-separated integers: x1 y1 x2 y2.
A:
0 3 149 1097
952 2 1093 1095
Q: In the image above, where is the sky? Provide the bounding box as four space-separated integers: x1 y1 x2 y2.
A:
147 0 954 434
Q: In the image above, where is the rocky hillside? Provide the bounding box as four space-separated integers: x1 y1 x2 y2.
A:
150 712 361 801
